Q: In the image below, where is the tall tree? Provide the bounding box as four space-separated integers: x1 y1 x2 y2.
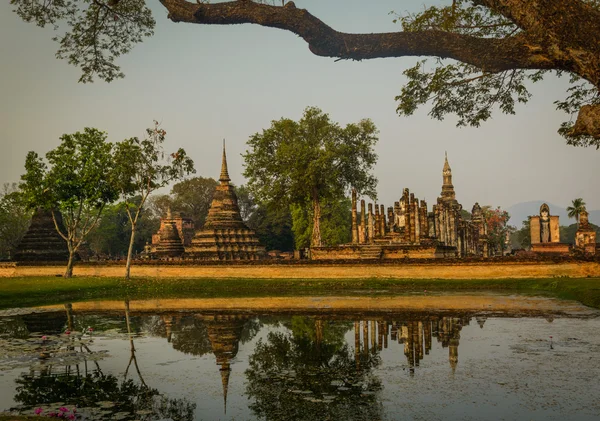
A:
566 198 587 228
0 183 31 260
483 206 514 256
20 128 119 277
10 1 600 146
113 122 195 280
170 176 218 227
243 107 378 247
291 196 352 250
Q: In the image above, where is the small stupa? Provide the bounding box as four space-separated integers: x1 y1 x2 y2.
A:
154 208 185 258
13 208 70 262
186 141 266 260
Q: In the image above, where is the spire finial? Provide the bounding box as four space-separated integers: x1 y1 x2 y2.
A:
166 206 172 220
443 151 451 172
219 139 231 184
220 365 231 415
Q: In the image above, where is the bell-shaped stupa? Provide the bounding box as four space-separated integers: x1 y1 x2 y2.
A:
186 141 266 260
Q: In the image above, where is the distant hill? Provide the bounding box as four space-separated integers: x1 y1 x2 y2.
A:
506 201 600 228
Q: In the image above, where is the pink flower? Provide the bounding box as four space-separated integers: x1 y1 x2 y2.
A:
59 407 68 412
41 336 48 341
48 411 57 417
88 327 93 332
35 407 43 415
68 415 76 420
65 330 71 335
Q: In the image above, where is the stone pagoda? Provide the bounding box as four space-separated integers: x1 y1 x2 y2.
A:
154 209 186 258
13 208 70 262
186 142 266 260
574 208 597 254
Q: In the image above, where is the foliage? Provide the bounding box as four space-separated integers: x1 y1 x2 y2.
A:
10 1 600 146
291 197 352 250
145 194 173 221
244 107 378 247
170 177 217 227
245 318 382 421
236 185 294 251
0 183 31 260
86 199 159 258
566 198 587 226
15 372 195 420
113 121 195 278
511 219 531 250
393 1 600 147
19 128 119 277
10 0 154 83
483 206 515 255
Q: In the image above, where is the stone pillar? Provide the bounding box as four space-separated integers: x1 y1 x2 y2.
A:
409 194 416 243
359 200 366 244
428 212 436 238
387 207 394 230
374 204 380 238
351 189 358 244
368 203 374 244
379 205 386 237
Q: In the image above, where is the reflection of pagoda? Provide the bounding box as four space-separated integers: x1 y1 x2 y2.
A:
354 316 469 373
186 142 266 260
198 314 247 414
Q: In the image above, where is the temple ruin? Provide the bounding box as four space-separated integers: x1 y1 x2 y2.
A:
312 153 490 260
575 208 597 255
183 142 266 260
151 209 194 254
13 208 70 262
530 203 570 254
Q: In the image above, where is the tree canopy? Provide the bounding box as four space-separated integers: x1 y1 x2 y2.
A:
9 0 600 146
243 107 378 247
20 128 119 277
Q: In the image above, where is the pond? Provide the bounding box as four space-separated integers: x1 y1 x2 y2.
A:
0 295 599 421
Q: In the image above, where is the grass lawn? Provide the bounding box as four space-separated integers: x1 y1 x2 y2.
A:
1 276 599 310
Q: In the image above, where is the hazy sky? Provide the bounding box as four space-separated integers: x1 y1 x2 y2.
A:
1 0 598 214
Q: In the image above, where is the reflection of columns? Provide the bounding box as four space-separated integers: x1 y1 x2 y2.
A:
354 321 360 368
363 320 369 356
162 315 174 343
424 320 432 355
351 189 358 244
370 320 376 349
65 303 73 331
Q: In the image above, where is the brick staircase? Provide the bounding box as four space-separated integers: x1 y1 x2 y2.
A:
359 245 383 260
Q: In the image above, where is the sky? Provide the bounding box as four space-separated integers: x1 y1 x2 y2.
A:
1 0 599 216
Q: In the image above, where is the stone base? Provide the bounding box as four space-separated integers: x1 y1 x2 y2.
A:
186 229 266 261
531 243 571 255
310 244 458 260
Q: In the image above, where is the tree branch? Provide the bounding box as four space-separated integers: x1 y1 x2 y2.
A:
158 0 557 73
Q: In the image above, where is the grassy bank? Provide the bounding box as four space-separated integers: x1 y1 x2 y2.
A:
1 276 600 310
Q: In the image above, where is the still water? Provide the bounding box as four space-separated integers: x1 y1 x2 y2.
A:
0 296 599 421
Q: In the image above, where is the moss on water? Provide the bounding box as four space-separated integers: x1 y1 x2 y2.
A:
0 276 599 310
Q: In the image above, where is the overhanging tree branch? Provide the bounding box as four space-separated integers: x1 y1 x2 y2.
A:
159 0 556 73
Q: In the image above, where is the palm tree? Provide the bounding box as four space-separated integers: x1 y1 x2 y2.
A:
567 198 586 228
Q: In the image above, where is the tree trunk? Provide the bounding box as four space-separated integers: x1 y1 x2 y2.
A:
125 222 137 280
64 246 75 278
311 189 322 248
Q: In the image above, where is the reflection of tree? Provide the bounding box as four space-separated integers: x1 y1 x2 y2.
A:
12 302 196 421
14 372 195 420
246 317 382 421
